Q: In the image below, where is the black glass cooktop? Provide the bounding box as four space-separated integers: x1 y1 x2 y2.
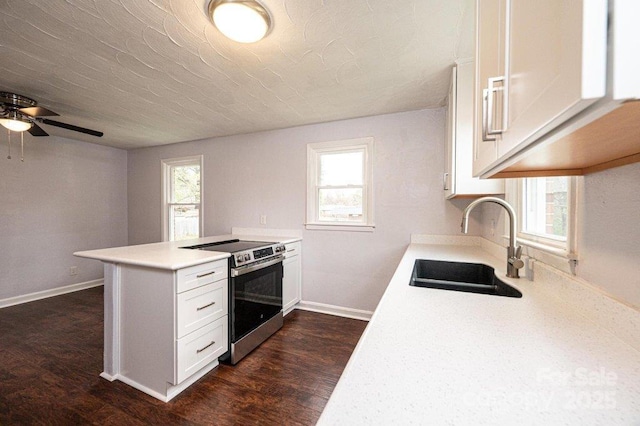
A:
181 239 276 253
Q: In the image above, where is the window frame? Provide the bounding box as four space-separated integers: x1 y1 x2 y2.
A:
161 155 204 242
506 176 579 260
306 137 374 232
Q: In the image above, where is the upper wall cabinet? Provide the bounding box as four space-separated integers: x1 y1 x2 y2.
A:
446 60 504 199
472 0 507 176
474 0 640 178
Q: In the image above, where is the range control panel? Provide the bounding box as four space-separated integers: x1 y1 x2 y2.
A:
234 243 285 267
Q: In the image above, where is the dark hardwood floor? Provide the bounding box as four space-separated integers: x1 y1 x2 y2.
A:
0 287 367 425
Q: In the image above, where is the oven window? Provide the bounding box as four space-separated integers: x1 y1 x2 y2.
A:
231 262 283 341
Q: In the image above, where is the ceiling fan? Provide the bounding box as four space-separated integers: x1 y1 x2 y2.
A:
0 91 103 138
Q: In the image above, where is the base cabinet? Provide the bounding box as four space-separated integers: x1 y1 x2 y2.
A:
106 258 229 402
176 316 227 384
282 241 301 315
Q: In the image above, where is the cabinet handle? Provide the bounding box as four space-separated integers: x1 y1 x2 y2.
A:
196 301 215 311
196 271 216 278
482 88 495 141
286 248 296 253
196 341 215 353
443 172 449 191
196 302 216 311
486 76 505 137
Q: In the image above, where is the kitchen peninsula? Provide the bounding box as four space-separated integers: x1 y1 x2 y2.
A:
75 233 301 402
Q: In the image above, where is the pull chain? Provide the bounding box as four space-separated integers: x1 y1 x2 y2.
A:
7 129 11 160
20 131 24 162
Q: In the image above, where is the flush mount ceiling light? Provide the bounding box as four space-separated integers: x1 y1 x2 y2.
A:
208 0 272 43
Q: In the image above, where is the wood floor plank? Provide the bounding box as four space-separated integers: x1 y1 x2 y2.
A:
0 287 367 425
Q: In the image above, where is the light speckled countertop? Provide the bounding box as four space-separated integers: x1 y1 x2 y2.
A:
74 234 301 270
318 242 640 425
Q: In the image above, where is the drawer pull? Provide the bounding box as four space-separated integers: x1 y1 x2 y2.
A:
196 301 216 311
286 248 296 252
196 340 215 353
196 271 216 278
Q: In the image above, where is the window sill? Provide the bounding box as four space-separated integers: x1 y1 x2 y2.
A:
305 223 375 232
514 236 577 260
500 234 578 275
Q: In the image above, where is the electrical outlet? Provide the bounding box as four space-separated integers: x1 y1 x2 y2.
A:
260 215 267 225
490 219 496 236
69 266 78 276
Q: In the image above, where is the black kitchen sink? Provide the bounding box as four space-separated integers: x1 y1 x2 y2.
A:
409 259 522 298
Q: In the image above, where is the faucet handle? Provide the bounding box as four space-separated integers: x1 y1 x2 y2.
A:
509 256 525 270
509 246 524 270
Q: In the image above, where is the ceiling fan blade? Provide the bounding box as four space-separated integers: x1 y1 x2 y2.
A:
28 123 49 137
19 106 59 117
40 118 103 137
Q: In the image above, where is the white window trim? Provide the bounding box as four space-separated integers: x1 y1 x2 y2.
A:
306 137 375 232
504 177 579 261
161 155 204 242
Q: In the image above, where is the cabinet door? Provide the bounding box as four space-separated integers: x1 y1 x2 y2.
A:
444 66 456 198
282 242 301 315
473 0 507 176
447 61 505 198
283 256 300 314
500 0 607 158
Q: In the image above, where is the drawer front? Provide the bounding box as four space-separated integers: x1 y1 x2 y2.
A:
175 316 228 384
176 260 228 293
284 241 301 259
176 281 228 339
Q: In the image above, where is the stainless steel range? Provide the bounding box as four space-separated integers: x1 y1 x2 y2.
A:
182 239 285 364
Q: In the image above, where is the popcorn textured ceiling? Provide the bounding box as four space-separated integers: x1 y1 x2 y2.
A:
0 0 474 149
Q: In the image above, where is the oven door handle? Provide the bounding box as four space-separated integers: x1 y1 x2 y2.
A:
231 255 284 277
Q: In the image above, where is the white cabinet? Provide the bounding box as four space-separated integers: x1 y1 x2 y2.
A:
176 279 227 339
175 316 227 384
446 60 503 198
282 241 301 315
499 0 607 158
115 258 229 402
474 0 640 178
472 0 507 176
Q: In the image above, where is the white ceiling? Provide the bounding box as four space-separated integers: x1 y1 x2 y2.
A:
0 0 474 149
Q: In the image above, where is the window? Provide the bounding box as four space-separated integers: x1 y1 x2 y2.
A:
161 156 203 241
522 177 568 242
306 137 374 231
513 176 578 257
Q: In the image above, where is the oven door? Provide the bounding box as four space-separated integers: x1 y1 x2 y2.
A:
230 259 283 343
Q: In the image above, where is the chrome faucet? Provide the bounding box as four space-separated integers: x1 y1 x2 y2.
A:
461 197 524 278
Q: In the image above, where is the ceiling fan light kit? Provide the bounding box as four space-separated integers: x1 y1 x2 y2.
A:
208 0 272 43
0 115 32 132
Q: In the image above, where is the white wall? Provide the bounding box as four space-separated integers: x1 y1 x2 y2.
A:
0 135 128 300
127 109 479 312
475 162 640 310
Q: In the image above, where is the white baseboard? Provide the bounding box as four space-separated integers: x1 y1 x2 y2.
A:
105 360 220 403
100 372 117 382
0 279 104 309
296 300 372 321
